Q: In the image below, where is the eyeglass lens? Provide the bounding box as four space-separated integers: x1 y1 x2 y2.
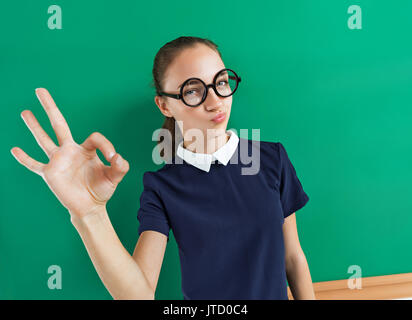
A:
182 69 238 106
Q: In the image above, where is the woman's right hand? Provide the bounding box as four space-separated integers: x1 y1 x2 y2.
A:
10 88 130 219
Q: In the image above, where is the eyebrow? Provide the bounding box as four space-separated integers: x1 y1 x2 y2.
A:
178 80 198 89
177 70 228 89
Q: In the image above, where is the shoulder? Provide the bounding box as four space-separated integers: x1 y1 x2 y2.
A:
242 137 282 163
255 139 290 163
141 160 181 188
241 136 280 150
236 137 285 178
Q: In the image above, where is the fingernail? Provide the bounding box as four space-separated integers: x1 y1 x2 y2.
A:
116 154 122 165
109 152 115 160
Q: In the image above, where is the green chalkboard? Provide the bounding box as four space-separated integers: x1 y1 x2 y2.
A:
2 0 412 299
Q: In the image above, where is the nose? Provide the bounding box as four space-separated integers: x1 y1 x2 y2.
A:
204 85 223 111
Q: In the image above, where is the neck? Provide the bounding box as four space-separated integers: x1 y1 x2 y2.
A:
183 130 230 154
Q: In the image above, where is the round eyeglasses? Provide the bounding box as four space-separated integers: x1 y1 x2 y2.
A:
157 68 241 107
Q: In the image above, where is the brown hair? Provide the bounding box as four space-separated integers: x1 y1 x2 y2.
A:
151 36 223 162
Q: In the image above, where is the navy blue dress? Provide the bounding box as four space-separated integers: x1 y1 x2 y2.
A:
137 137 309 300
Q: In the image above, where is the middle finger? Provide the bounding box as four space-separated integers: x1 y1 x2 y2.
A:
35 88 74 145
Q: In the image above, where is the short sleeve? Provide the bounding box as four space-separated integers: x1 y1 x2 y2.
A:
277 142 309 218
137 172 171 242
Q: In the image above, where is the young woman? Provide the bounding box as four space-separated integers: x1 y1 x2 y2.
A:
10 36 315 300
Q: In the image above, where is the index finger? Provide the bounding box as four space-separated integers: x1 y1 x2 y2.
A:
35 88 74 145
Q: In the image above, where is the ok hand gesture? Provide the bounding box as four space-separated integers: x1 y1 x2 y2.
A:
11 88 129 219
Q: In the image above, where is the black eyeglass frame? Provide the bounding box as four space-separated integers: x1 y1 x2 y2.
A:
157 68 242 107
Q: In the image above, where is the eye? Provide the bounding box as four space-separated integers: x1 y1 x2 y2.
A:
217 80 228 86
183 89 197 96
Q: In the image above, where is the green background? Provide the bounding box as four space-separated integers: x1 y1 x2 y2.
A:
1 0 412 299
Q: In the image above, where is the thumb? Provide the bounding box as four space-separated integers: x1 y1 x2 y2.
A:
104 153 130 186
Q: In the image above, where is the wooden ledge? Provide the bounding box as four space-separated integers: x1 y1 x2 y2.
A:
287 272 412 300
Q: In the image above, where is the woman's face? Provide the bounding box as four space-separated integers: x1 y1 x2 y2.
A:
154 44 232 152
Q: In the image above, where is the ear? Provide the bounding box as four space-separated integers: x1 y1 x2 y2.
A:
154 95 173 118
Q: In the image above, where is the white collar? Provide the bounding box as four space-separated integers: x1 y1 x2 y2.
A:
176 129 239 172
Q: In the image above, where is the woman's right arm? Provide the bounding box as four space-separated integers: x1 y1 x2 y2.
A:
11 88 157 300
70 206 155 300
